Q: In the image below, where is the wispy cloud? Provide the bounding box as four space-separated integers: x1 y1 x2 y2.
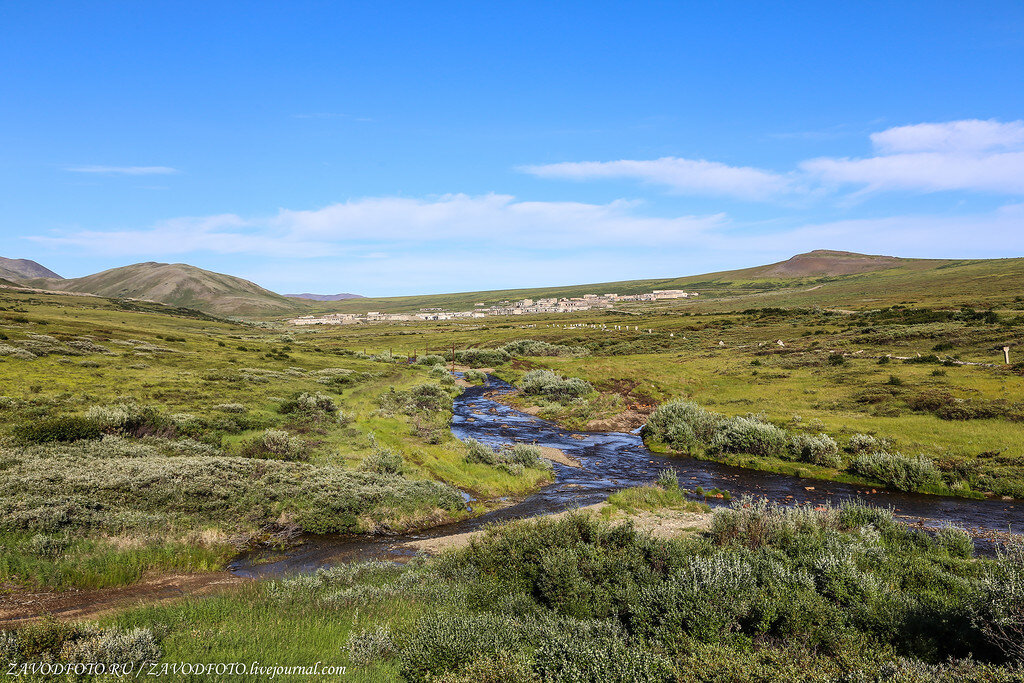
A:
801 119 1024 195
526 119 1024 199
65 165 179 175
521 157 796 201
27 194 725 257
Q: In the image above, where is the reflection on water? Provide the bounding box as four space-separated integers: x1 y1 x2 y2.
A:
231 375 1021 577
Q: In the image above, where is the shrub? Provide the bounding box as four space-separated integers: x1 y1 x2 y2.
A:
465 439 499 465
827 353 846 366
0 622 160 667
790 433 841 468
848 433 889 454
519 370 593 403
13 415 102 444
657 467 679 489
501 444 542 468
644 401 724 452
935 525 974 559
850 451 942 491
381 383 454 415
360 447 404 475
710 416 789 458
417 354 446 366
238 429 310 461
86 402 146 431
348 627 396 666
429 364 452 380
462 369 487 384
280 392 337 416
500 339 588 358
454 348 511 367
974 541 1024 663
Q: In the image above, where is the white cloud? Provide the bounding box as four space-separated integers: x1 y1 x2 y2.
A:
526 119 1024 199
869 119 1024 154
521 157 794 200
65 165 179 175
802 119 1024 195
28 194 725 256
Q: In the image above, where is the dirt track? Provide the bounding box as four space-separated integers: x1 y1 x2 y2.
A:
0 572 250 625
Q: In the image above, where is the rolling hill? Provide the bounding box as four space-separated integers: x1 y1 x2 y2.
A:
284 292 364 301
0 257 62 281
307 250 1023 315
25 262 303 317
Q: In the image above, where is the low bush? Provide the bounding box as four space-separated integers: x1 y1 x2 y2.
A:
237 429 310 461
519 370 592 403
417 354 446 366
464 439 499 465
462 369 487 384
360 447 404 475
0 622 161 668
454 348 511 367
500 339 589 358
463 440 544 471
710 416 789 459
279 392 337 417
789 432 841 468
12 415 102 444
848 433 890 454
850 451 943 491
380 383 454 415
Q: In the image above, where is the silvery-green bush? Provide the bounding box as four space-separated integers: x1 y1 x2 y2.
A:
850 451 942 491
790 432 842 468
519 370 592 403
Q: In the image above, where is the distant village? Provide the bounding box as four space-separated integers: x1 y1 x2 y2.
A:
289 289 698 325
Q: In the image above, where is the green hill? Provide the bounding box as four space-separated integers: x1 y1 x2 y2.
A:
27 262 303 317
310 250 1001 315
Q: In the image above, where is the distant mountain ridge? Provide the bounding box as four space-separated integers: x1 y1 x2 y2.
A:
23 262 303 317
0 249 999 318
284 292 364 301
0 257 62 281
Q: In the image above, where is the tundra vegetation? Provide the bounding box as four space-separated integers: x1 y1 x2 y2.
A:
0 290 553 591
3 265 1024 678
11 501 1021 681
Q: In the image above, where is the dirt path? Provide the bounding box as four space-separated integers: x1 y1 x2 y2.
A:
398 504 711 554
0 572 250 625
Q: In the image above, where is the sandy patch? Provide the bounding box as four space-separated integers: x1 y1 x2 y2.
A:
535 446 581 468
398 504 711 555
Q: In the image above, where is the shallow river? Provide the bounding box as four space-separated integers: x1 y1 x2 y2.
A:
231 375 1022 577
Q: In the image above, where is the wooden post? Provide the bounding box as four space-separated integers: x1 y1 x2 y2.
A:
1004 346 1011 364
451 343 456 372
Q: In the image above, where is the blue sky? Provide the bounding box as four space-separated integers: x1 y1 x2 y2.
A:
2 1 1023 296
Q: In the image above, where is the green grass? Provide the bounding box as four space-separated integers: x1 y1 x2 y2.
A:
0 532 234 590
0 290 552 590
602 485 710 515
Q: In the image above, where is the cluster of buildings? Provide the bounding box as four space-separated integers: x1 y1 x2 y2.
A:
288 289 698 326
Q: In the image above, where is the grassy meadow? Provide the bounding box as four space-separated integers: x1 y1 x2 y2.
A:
2 262 1024 680
0 289 551 591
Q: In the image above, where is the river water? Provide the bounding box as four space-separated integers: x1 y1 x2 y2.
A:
231 375 1022 577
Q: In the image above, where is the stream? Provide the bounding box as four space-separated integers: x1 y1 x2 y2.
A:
231 374 1022 577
